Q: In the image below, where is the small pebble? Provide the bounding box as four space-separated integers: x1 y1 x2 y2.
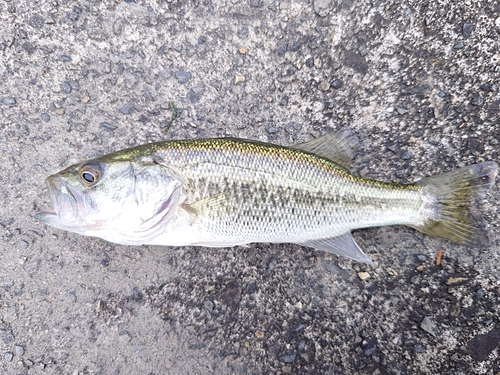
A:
4 352 13 362
363 338 377 356
290 41 302 52
386 267 398 277
279 353 296 364
234 74 245 84
466 138 484 152
413 343 426 353
110 54 120 63
387 143 399 153
254 330 265 339
120 102 135 115
298 340 306 351
420 316 438 336
314 0 333 17
470 94 484 106
400 150 412 160
266 126 277 134
318 81 330 91
275 41 288 55
285 121 301 135
237 27 248 38
174 71 192 84
41 113 51 122
313 56 322 68
395 106 408 115
293 324 305 332
81 95 90 103
203 300 214 312
358 166 369 178
445 277 468 286
249 0 262 7
14 345 24 357
331 79 343 89
462 22 474 39
96 300 103 313
69 292 77 303
474 289 485 300
0 97 16 105
479 83 496 92
265 96 273 103
187 85 205 104
119 331 131 342
358 272 370 280
239 47 249 55
60 82 72 94
416 254 428 262
143 89 155 101
100 122 117 131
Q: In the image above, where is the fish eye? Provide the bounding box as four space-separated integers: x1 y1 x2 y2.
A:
79 163 102 186
82 172 95 183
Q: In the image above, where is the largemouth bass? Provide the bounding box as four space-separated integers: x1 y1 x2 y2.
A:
37 130 498 264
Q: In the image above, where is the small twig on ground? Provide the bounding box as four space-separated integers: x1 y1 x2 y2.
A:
436 248 443 266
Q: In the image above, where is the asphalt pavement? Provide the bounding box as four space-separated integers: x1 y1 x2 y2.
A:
1 1 499 374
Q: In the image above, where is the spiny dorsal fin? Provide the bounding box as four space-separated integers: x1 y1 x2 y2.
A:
293 128 359 171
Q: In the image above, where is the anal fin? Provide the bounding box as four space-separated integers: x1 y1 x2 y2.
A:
299 233 373 264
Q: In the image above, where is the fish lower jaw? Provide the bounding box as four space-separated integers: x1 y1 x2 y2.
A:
36 211 57 224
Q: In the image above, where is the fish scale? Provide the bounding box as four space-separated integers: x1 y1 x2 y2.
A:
149 139 425 246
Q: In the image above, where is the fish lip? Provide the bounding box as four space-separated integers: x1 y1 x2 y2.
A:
36 175 60 224
37 175 82 227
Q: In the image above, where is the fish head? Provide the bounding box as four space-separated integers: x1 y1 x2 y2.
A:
37 154 182 244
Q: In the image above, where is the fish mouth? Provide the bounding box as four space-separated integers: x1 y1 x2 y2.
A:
36 175 84 230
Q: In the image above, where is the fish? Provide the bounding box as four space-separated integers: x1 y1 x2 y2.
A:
37 130 498 264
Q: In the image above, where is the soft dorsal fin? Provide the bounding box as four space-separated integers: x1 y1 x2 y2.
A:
299 232 373 264
293 128 359 171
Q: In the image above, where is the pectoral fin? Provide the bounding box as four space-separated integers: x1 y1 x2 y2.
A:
299 233 373 264
181 193 231 225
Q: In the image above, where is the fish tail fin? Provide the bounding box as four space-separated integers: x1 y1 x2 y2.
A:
413 162 498 246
